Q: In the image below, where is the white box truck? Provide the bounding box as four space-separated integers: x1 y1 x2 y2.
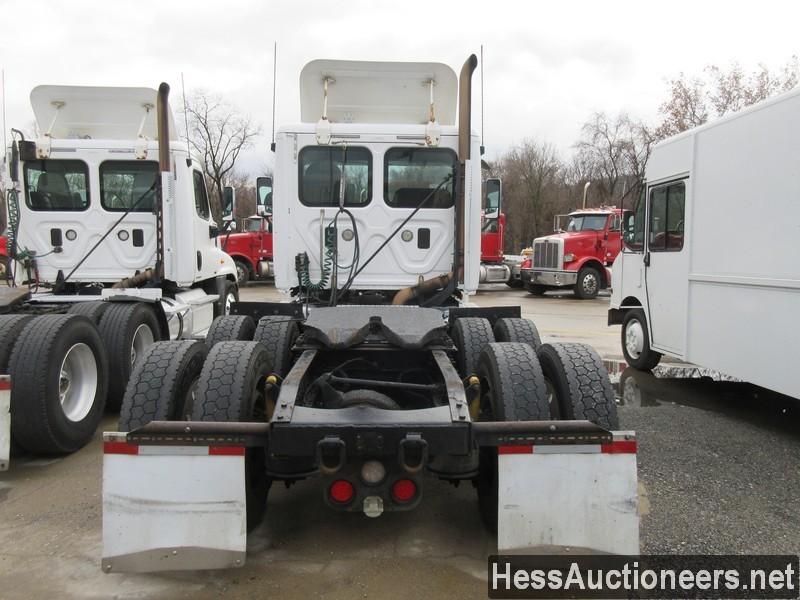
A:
609 88 800 399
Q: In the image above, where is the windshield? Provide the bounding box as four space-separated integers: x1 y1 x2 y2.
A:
24 159 90 211
244 218 262 232
565 214 608 232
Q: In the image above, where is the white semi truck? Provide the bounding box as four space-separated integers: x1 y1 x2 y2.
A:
101 56 639 572
609 87 800 399
0 85 238 466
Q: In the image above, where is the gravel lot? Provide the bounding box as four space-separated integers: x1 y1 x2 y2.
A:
1 282 797 599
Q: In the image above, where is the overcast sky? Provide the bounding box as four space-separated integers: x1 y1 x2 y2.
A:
2 0 799 174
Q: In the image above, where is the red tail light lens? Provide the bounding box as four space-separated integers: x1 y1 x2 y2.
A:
329 479 355 504
391 478 417 503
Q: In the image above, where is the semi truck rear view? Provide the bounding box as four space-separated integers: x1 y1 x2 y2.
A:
100 55 640 572
609 86 800 399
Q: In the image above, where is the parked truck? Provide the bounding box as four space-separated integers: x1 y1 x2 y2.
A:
221 176 274 284
101 56 638 572
520 206 628 298
0 84 238 467
478 177 524 286
609 87 800 400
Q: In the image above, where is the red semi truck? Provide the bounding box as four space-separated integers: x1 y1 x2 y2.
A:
479 177 524 286
221 176 274 284
520 206 629 299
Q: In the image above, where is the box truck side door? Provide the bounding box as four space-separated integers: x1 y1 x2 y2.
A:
644 179 689 355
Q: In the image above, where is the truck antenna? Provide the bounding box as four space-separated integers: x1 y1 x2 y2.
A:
181 72 191 160
271 42 277 152
480 45 485 156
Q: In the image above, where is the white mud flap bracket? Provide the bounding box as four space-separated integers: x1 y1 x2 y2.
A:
0 376 10 471
497 431 639 555
102 433 247 573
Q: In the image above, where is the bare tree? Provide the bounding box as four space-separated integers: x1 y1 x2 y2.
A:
184 90 261 212
657 57 799 138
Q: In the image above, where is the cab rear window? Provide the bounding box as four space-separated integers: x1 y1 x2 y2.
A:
100 161 158 212
24 160 90 211
384 148 456 209
298 146 372 207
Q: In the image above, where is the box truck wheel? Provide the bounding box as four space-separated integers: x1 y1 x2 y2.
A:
192 341 271 531
536 342 618 429
451 317 494 378
621 309 662 371
574 267 601 299
67 300 110 324
99 303 161 411
475 342 550 532
235 259 251 286
118 340 208 431
9 315 108 454
205 315 256 348
253 316 299 378
493 317 541 352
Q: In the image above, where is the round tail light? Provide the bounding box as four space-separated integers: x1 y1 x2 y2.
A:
329 479 355 504
391 478 417 503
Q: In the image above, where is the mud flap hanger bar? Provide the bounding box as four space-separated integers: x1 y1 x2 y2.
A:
125 420 613 448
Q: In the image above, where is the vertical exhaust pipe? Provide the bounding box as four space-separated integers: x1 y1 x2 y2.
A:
456 54 478 284
157 83 171 172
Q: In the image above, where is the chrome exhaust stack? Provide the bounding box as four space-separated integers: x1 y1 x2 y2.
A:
456 54 477 284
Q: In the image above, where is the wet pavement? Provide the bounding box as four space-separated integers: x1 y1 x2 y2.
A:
1 282 798 599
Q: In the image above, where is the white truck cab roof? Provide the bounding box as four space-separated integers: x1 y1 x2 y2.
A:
31 85 177 141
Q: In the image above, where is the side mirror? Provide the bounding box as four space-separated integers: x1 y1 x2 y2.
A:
622 213 638 250
221 186 236 221
256 176 273 216
209 224 220 238
9 141 19 183
484 177 502 218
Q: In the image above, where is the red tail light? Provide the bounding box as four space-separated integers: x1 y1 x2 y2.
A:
329 479 355 504
391 479 417 503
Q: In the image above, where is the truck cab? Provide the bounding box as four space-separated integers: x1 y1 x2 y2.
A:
222 212 274 284
520 206 629 299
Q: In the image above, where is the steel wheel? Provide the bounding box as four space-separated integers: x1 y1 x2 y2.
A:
582 271 598 296
130 323 155 366
225 291 235 315
235 262 248 285
59 342 99 422
624 317 645 359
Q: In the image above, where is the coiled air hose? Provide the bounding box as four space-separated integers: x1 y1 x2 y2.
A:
295 225 335 292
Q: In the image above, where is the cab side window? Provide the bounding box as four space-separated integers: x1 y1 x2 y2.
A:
193 171 211 220
649 181 685 251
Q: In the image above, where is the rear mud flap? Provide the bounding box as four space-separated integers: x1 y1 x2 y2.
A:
101 433 247 573
0 376 9 471
497 432 639 555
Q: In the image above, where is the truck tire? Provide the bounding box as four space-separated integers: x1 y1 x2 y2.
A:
475 342 550 532
574 267 601 299
118 340 208 432
527 284 547 296
493 317 541 352
621 309 662 371
67 300 110 324
0 315 34 372
192 341 271 531
235 259 251 286
536 342 619 429
215 280 239 318
0 315 34 458
9 315 108 454
205 315 256 348
98 302 161 411
451 317 494 378
252 316 299 378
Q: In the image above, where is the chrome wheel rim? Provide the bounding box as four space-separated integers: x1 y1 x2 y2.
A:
59 343 98 422
236 263 246 283
131 323 155 366
225 292 235 315
622 376 642 407
625 319 645 359
582 272 598 296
